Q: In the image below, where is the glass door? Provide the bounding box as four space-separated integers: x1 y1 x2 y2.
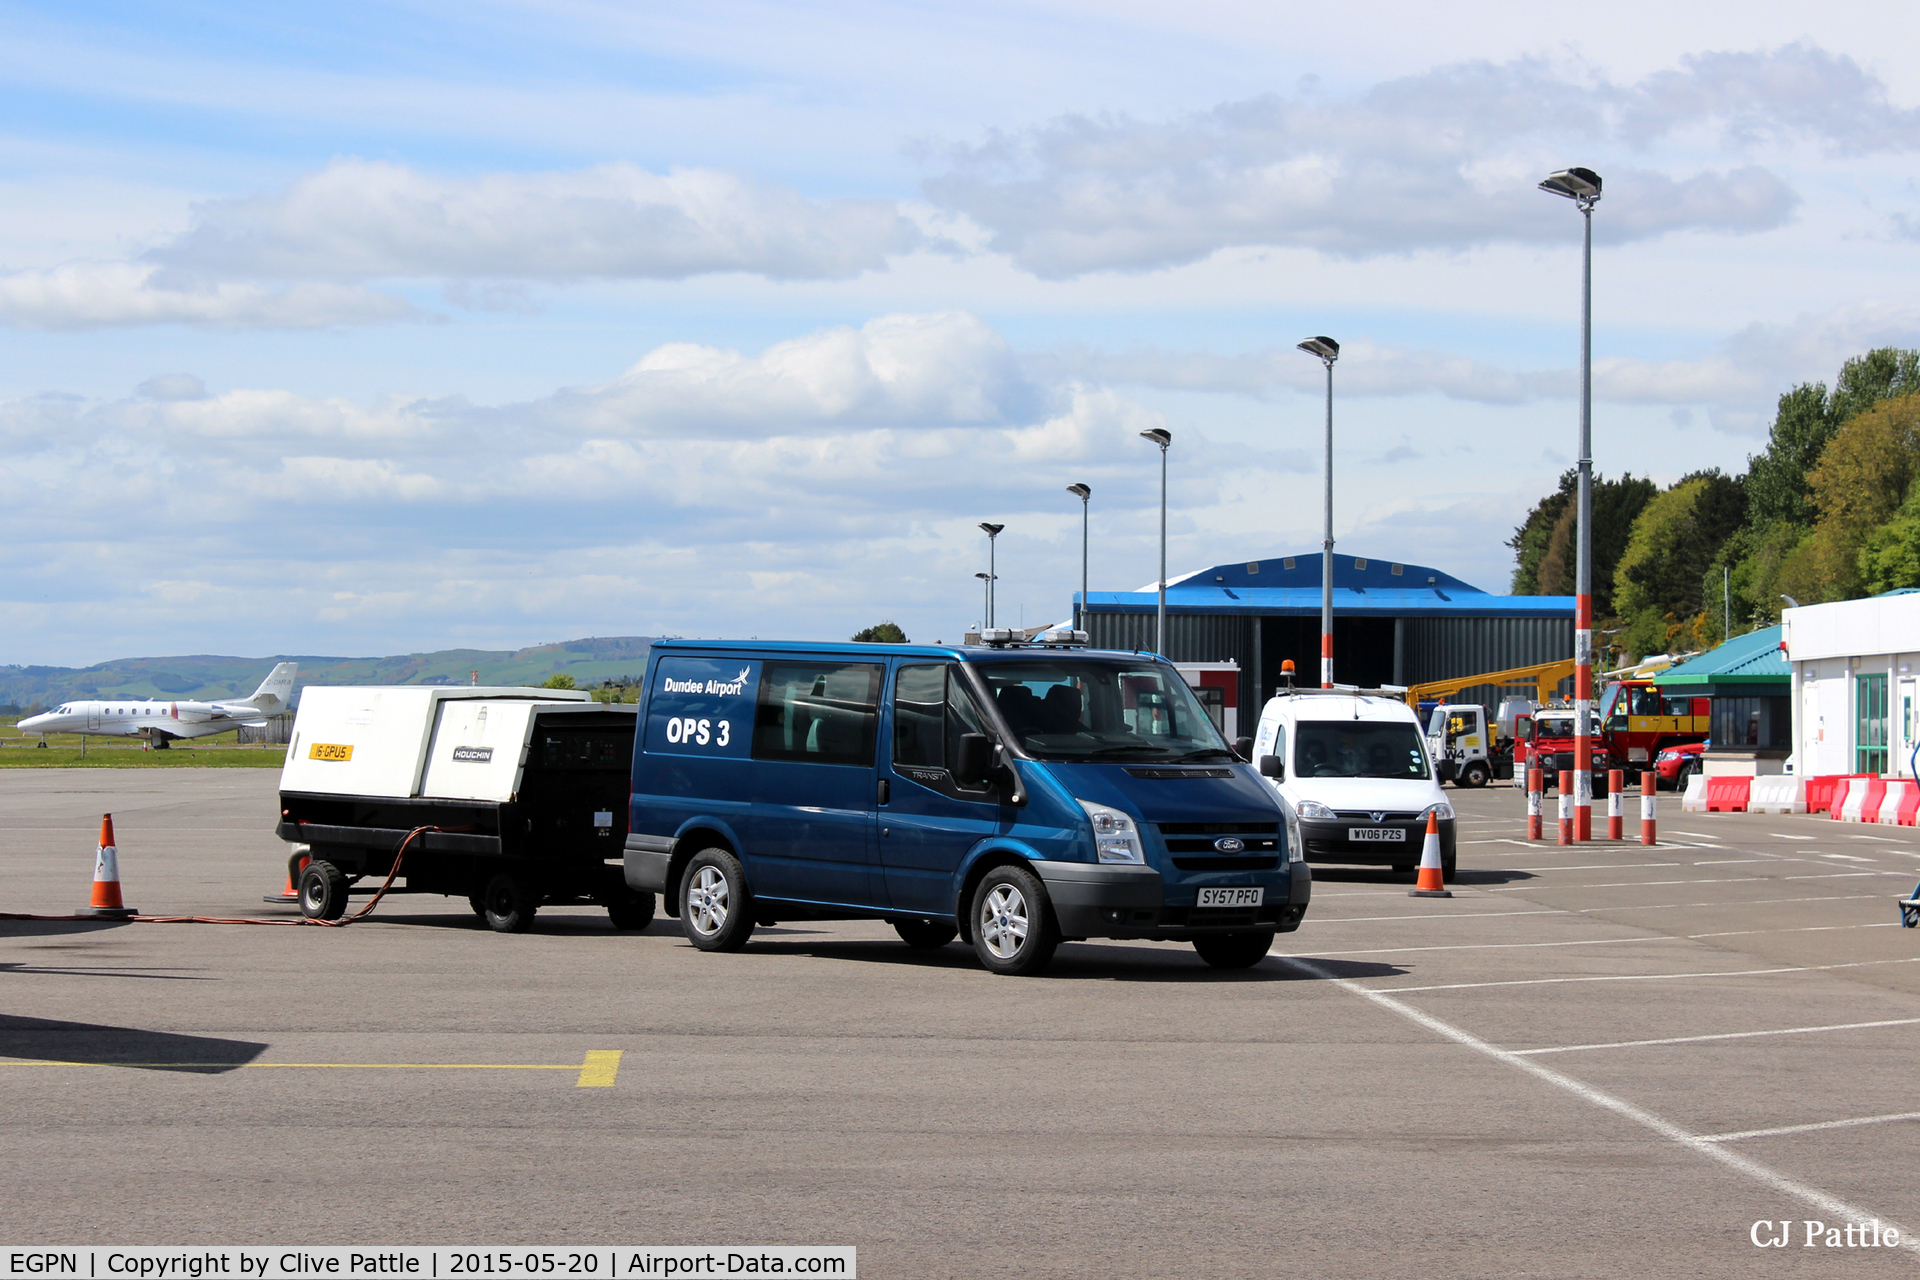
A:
1856 673 1889 775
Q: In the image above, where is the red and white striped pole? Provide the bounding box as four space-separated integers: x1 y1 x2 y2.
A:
1558 769 1573 845
1640 770 1657 845
1607 768 1624 840
1527 766 1543 840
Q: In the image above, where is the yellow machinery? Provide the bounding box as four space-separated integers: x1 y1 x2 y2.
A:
1402 652 1695 713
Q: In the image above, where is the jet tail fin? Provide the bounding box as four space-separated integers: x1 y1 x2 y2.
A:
243 662 298 711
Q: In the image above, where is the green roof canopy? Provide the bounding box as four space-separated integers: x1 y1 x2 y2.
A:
1654 625 1789 695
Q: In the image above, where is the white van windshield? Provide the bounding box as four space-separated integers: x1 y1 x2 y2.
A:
973 659 1233 763
1294 719 1430 780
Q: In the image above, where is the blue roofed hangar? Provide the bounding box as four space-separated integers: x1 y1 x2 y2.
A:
1079 553 1575 713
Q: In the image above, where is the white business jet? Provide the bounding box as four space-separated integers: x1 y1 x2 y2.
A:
18 663 298 749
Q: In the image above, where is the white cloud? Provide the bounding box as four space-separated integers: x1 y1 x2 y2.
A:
0 261 415 329
922 45 1920 276
149 158 922 284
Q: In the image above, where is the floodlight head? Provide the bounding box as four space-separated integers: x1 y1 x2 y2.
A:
979 522 1004 538
1139 428 1172 449
1538 167 1602 202
1066 483 1091 501
1296 336 1340 363
975 571 995 581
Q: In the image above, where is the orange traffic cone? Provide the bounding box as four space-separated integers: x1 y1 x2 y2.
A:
1408 811 1452 899
76 813 137 919
264 846 310 905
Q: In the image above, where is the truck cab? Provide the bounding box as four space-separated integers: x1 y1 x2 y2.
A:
1422 702 1515 788
1598 680 1709 766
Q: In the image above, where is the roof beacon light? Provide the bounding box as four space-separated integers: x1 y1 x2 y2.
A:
1038 627 1090 647
979 628 1015 647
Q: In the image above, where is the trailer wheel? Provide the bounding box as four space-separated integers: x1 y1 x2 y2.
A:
680 848 755 952
298 860 349 921
1460 761 1491 788
481 872 538 933
604 889 656 932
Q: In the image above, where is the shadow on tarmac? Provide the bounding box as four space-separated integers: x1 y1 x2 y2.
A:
0 1013 267 1073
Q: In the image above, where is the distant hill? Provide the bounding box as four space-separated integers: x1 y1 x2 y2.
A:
0 636 657 712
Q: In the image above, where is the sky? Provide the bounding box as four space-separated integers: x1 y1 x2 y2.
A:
4 0 1919 664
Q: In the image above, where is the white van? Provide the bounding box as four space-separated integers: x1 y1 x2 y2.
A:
1251 688 1455 877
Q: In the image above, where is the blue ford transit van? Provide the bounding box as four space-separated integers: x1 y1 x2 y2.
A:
624 635 1309 975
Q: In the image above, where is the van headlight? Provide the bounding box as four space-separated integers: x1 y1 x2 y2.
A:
1078 800 1146 864
1421 801 1454 821
1295 800 1337 820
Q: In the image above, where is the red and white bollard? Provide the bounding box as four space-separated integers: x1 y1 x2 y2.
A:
1607 768 1624 840
1527 766 1543 840
1558 769 1573 846
1640 770 1657 845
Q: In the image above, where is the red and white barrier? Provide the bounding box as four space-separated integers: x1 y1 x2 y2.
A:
1747 777 1807 814
1640 770 1656 845
1704 777 1753 812
1607 768 1623 840
1527 766 1543 840
1828 777 1920 825
1680 773 1709 812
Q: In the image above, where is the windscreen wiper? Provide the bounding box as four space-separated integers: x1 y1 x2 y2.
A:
1170 748 1237 762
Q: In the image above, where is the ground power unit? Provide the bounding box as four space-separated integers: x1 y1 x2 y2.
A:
275 686 647 932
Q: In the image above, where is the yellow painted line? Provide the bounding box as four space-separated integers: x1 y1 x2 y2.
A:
577 1049 622 1087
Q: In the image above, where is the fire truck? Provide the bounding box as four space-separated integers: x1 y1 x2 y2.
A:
1595 679 1710 767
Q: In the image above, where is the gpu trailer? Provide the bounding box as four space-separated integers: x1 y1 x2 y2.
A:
275 686 648 932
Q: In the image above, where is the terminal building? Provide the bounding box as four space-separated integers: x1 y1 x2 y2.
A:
1078 553 1575 720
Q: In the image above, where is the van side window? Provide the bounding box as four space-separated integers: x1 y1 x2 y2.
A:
893 664 989 778
753 661 882 767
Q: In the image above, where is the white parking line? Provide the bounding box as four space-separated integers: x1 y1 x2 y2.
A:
1274 955 1920 1256
1507 862 1681 872
1669 831 1724 840
1693 859 1767 865
1703 1112 1920 1143
1282 935 1686 958
1686 923 1900 939
1511 1016 1920 1057
1772 833 1817 840
1377 956 1920 993
1848 834 1908 843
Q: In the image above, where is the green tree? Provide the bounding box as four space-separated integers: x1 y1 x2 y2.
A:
1772 395 1920 604
851 621 909 643
1507 470 1656 617
1859 481 1920 595
540 673 577 689
1613 471 1748 657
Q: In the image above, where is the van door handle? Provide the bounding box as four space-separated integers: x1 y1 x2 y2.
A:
877 779 890 805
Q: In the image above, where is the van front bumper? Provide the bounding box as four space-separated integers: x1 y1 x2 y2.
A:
1034 860 1310 939
1301 817 1454 867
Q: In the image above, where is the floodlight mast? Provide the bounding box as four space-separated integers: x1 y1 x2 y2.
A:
1138 430 1172 653
1539 166 1601 840
1066 483 1091 632
1298 336 1339 688
978 523 1004 629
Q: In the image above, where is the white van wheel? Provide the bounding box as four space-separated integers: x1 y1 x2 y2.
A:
970 866 1059 976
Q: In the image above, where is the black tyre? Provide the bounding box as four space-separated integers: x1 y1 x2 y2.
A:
1460 761 1490 788
1391 862 1415 874
680 848 755 952
1675 760 1696 790
1442 853 1457 878
1192 930 1276 969
969 865 1060 976
481 871 538 933
298 859 349 921
604 888 657 931
893 917 959 950
467 894 487 918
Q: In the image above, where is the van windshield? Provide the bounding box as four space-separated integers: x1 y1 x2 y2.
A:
972 659 1232 763
1294 719 1431 780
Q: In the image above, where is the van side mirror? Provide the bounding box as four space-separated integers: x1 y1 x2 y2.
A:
953 733 992 786
1233 736 1254 762
1259 754 1285 780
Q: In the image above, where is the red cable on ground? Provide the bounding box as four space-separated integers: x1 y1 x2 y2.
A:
0 826 436 928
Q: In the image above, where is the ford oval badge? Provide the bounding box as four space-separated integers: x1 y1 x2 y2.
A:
1214 837 1246 853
